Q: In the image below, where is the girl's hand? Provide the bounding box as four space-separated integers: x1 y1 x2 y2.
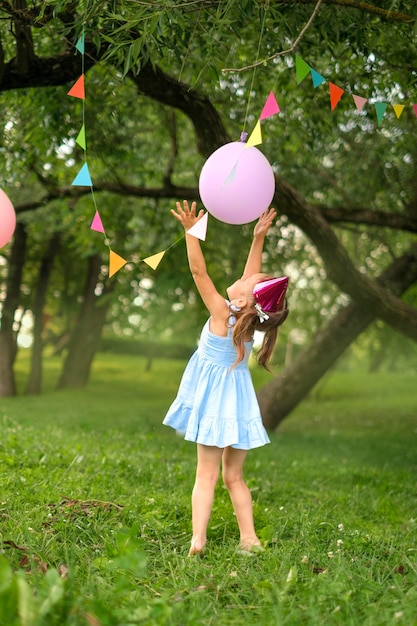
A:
253 208 277 238
171 200 204 231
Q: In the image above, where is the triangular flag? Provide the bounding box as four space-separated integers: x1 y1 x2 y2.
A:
143 251 165 270
67 74 85 99
311 69 326 88
413 104 417 117
76 125 86 150
71 162 92 186
90 210 105 233
260 91 280 120
295 55 311 84
187 212 208 241
246 120 262 147
329 82 345 110
109 250 127 278
352 94 367 111
75 33 85 55
392 104 405 119
374 102 388 126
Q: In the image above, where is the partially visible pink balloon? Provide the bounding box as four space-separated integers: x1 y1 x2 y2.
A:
0 189 16 249
198 141 275 225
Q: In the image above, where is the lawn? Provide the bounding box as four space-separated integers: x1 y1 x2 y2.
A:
0 353 416 625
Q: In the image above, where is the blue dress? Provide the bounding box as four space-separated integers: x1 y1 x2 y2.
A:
163 312 270 450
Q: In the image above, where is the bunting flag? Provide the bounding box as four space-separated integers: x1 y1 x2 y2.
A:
260 91 280 119
67 74 85 99
143 251 165 270
90 210 105 233
296 55 311 84
187 212 208 241
352 94 367 111
75 33 85 55
246 120 262 147
311 69 326 88
392 104 405 119
293 54 417 126
76 125 86 150
374 102 388 126
109 250 127 277
329 82 345 110
71 162 92 187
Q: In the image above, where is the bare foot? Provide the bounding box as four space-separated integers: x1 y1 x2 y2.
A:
239 537 263 553
188 538 206 557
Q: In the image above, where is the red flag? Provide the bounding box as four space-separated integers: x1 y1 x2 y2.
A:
67 75 85 99
329 82 344 111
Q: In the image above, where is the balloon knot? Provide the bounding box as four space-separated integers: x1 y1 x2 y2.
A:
240 131 248 143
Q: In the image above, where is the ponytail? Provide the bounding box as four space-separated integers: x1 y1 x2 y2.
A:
228 300 289 370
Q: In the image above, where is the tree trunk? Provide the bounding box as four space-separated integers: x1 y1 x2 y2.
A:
0 223 27 396
56 254 113 389
273 177 417 342
25 233 60 395
258 244 417 429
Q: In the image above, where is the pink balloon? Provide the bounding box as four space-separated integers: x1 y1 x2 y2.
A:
0 189 16 249
198 141 275 225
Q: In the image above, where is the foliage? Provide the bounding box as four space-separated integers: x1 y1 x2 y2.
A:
0 354 416 624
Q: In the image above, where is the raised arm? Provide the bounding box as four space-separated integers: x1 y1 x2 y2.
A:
241 208 277 278
172 201 228 323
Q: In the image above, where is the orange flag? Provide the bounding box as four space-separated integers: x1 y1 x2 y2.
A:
109 250 127 278
68 75 85 99
329 83 345 111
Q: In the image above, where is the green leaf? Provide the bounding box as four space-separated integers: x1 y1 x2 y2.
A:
17 575 38 626
39 570 65 618
0 557 12 594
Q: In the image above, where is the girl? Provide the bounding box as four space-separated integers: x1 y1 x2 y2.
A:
163 200 288 556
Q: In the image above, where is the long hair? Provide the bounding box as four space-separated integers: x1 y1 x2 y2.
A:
229 298 289 370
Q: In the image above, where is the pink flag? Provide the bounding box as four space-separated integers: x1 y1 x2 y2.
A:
352 94 367 111
90 210 105 233
260 92 280 120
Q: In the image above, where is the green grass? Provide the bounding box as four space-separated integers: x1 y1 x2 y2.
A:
0 353 416 625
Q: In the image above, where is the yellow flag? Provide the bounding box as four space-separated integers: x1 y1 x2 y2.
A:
246 120 262 147
109 250 127 278
143 251 165 270
393 104 405 119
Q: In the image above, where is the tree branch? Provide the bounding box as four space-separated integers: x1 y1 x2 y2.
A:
222 0 415 73
316 206 417 234
222 0 325 73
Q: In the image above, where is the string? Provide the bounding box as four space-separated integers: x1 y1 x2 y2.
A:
137 234 185 264
243 1 269 132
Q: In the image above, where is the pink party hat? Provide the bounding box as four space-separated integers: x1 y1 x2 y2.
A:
253 276 289 312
